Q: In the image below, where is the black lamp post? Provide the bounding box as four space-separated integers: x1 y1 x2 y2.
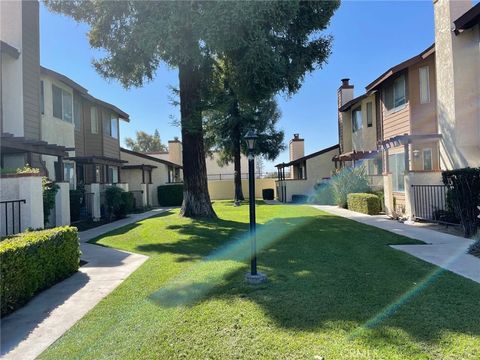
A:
244 130 267 284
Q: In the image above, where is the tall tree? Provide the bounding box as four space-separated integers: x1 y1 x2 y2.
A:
204 94 285 201
125 129 168 153
44 0 339 217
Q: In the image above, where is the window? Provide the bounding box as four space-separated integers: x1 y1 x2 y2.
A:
352 106 362 132
419 66 430 104
384 75 406 111
40 81 44 115
64 162 75 190
110 114 118 139
90 107 98 134
103 113 111 136
74 95 81 128
108 166 118 184
388 152 405 192
52 84 73 122
366 102 373 127
423 148 432 171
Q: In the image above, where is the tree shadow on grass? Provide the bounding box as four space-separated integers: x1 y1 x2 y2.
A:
146 212 480 346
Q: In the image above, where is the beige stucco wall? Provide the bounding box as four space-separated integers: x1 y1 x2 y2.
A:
120 150 173 207
351 94 377 152
434 0 480 169
276 146 338 202
208 178 276 200
167 140 182 166
1 1 24 136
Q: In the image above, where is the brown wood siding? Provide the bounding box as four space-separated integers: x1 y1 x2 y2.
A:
103 136 120 158
82 100 102 156
22 0 40 140
408 53 437 135
74 92 85 156
382 104 410 139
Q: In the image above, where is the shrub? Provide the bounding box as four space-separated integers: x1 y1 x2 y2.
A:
311 180 335 205
43 178 59 226
158 184 183 206
262 188 274 200
331 167 371 208
0 227 80 316
347 193 381 215
104 186 134 220
442 167 480 237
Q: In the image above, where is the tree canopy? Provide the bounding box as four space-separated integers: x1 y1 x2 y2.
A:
125 129 168 153
45 0 340 217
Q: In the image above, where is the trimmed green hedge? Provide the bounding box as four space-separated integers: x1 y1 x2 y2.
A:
347 193 381 215
262 188 274 200
158 184 184 206
0 227 80 316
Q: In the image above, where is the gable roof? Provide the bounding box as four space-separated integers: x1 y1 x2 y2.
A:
365 44 435 91
454 2 480 32
40 66 129 121
275 144 339 168
121 147 182 168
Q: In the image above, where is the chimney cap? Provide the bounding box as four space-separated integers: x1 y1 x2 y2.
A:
290 133 304 142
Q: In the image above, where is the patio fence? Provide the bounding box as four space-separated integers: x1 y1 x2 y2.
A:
411 184 458 225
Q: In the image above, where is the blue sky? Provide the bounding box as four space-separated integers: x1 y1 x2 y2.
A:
40 1 438 171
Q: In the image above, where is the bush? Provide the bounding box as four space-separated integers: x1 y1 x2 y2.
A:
331 167 371 208
347 193 381 215
442 167 480 237
292 194 309 204
262 188 274 200
43 178 59 226
0 227 80 316
311 180 335 205
158 184 183 206
105 186 134 220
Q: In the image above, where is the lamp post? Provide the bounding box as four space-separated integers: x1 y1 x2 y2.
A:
244 130 267 284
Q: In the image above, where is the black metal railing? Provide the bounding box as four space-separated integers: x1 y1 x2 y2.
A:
1 199 26 236
411 184 457 225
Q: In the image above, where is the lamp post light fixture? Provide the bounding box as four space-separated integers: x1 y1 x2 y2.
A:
244 130 267 284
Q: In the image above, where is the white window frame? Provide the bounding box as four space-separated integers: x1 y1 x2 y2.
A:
419 66 430 104
352 106 362 132
110 114 119 139
52 84 73 123
90 106 98 134
388 152 405 192
422 148 432 171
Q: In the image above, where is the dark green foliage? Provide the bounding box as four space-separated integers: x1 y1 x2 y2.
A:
104 186 134 220
0 227 80 316
347 193 381 215
442 167 480 237
291 195 308 204
125 129 168 153
158 185 184 206
42 178 59 226
69 189 84 222
331 167 371 208
262 189 274 200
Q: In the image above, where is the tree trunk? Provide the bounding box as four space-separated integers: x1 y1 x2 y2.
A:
233 123 244 202
178 61 216 218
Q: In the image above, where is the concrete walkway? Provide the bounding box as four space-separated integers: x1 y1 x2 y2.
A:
312 205 480 284
1 208 170 360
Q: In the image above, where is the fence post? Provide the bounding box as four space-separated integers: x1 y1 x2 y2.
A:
55 182 71 226
86 183 101 221
18 176 44 231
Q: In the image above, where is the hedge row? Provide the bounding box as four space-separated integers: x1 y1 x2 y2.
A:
158 184 184 206
347 193 381 215
0 227 80 316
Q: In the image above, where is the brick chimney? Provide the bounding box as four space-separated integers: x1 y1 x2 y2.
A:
289 133 305 161
337 78 354 154
168 137 183 166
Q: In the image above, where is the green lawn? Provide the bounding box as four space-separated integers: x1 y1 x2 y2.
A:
41 202 480 359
